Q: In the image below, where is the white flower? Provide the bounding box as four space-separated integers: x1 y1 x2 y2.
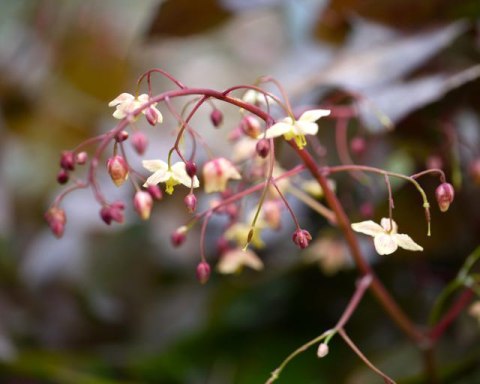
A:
142 160 199 195
351 218 423 255
108 93 163 123
202 158 242 193
217 247 264 274
242 89 272 106
261 109 330 149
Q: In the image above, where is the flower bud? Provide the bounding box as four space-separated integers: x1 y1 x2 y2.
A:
196 261 211 285
210 109 223 128
107 155 129 187
115 130 129 142
131 131 148 155
350 136 366 155
185 161 197 178
75 151 88 165
60 151 75 171
317 343 329 358
184 193 197 213
45 207 66 238
57 169 69 184
256 138 270 158
146 185 163 200
292 229 312 249
100 201 125 225
435 182 454 212
240 116 262 138
134 190 153 220
203 158 242 193
171 226 188 247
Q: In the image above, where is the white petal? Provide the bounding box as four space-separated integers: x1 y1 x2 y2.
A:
374 233 398 255
108 93 134 107
351 220 384 237
144 170 169 186
299 109 331 122
294 121 318 136
142 159 168 172
150 106 163 123
243 249 264 271
112 108 127 119
171 162 199 188
137 94 149 103
263 122 293 139
393 234 423 252
380 218 397 233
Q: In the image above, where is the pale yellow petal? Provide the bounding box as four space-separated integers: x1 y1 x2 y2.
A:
374 233 398 255
263 122 293 139
351 220 384 237
393 234 423 252
108 93 134 107
299 109 331 122
142 159 168 172
380 218 398 234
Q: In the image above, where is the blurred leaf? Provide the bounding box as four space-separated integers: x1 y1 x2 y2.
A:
146 0 232 38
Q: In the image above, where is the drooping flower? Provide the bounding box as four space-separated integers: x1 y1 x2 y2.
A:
202 158 241 193
351 218 423 256
261 109 331 149
143 160 199 195
108 93 163 123
217 247 264 274
224 222 265 249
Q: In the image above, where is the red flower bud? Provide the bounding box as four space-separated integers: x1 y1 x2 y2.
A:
134 191 153 220
435 182 454 212
185 161 197 178
292 229 312 249
131 131 148 155
196 261 211 285
210 109 223 127
171 226 187 247
145 106 161 126
45 207 66 238
184 193 197 213
100 201 125 225
107 155 129 187
115 130 129 142
60 151 75 171
256 138 270 158
75 151 88 165
146 185 163 200
57 169 69 184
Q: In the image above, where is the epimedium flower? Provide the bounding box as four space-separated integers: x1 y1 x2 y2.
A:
217 247 264 274
202 157 242 193
351 218 423 256
108 93 163 124
260 109 331 149
224 222 265 249
143 160 199 195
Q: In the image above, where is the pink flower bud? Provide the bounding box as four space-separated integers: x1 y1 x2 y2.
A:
134 191 153 220
145 107 160 126
435 182 454 212
100 201 125 225
350 136 366 155
317 343 329 358
184 193 197 213
107 155 129 187
240 116 261 138
57 169 69 184
45 207 66 238
185 161 197 178
196 261 211 285
60 151 75 170
131 131 148 155
75 151 88 165
256 138 270 158
171 226 187 247
292 229 312 249
210 109 223 127
146 185 163 200
115 130 129 142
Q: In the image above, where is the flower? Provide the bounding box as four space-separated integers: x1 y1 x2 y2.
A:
224 222 264 249
351 218 423 255
108 93 163 123
261 109 330 149
217 247 264 274
133 190 153 220
143 160 199 195
202 158 241 193
242 89 271 106
107 155 129 187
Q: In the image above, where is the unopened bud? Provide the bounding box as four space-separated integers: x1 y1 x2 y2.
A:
185 161 197 178
115 130 129 142
435 182 454 212
196 261 211 284
184 193 197 213
131 131 148 155
146 185 163 200
145 106 161 126
171 226 187 247
292 229 312 249
317 343 329 358
75 151 88 165
107 155 129 187
210 109 223 128
100 201 125 225
256 138 270 158
134 190 153 220
57 169 69 184
45 207 66 238
240 116 262 138
60 151 75 171
350 136 366 155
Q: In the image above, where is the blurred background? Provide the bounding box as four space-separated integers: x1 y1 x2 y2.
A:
1 0 480 383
